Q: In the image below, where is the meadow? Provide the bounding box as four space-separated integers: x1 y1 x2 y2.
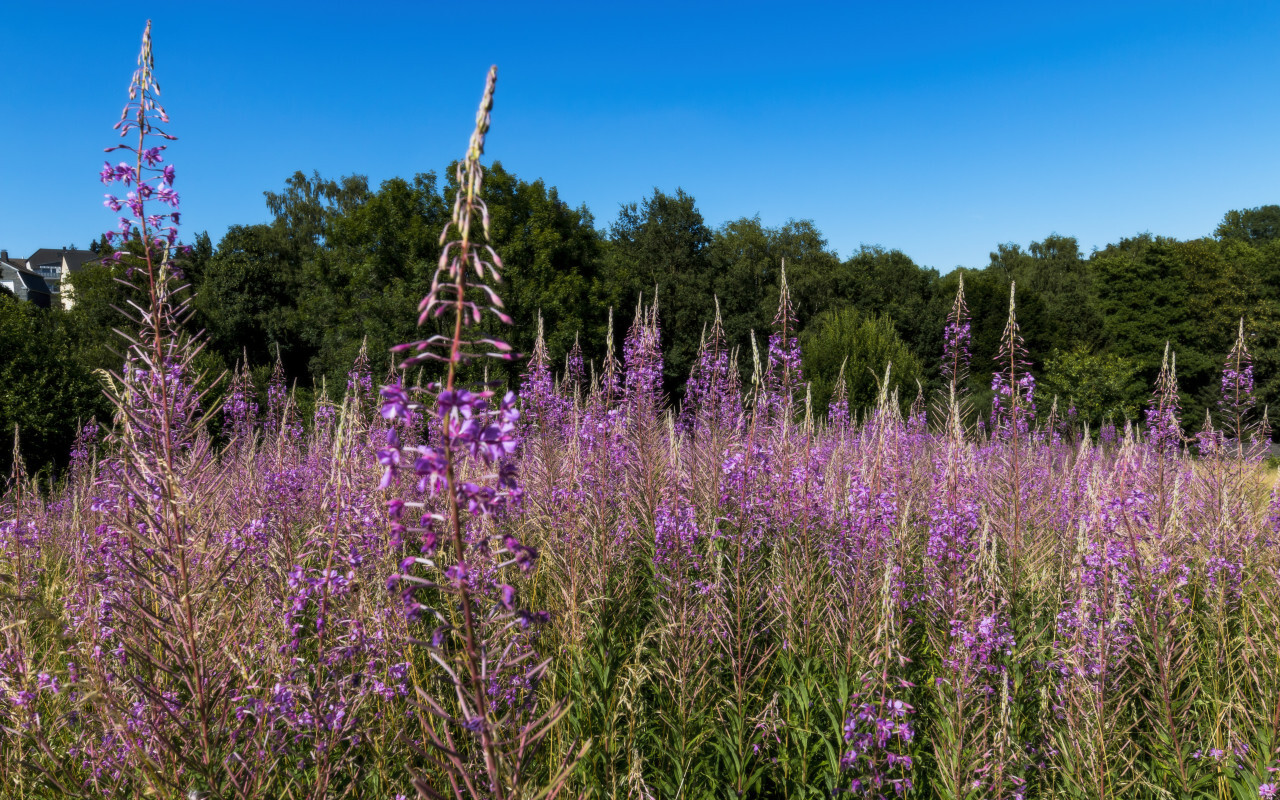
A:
3 22 1280 800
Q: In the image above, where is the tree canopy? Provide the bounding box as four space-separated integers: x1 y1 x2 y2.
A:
12 166 1280 475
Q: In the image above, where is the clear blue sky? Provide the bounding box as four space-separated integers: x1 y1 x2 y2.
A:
2 1 1278 272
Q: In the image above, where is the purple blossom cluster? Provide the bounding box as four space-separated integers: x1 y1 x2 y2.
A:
841 678 916 797
681 303 742 434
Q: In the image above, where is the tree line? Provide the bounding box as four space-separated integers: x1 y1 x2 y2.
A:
4 161 1279 475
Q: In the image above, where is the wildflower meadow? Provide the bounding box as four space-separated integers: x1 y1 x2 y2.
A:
5 21 1280 800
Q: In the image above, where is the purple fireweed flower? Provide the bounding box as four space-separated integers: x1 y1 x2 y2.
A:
623 297 664 412
757 263 803 419
372 67 562 795
653 501 704 579
1145 343 1182 456
829 363 851 428
941 274 972 395
990 283 1035 436
520 314 566 430
682 300 743 434
1217 319 1261 459
379 383 413 423
155 185 178 207
842 676 917 798
114 162 137 185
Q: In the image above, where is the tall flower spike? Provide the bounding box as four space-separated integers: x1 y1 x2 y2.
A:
876 362 893 415
773 258 797 337
766 259 803 412
623 294 664 412
93 22 257 795
829 356 850 428
1218 317 1256 457
101 19 182 257
803 382 814 434
1256 405 1274 463
530 311 549 371
1197 406 1220 456
937 277 972 441
908 380 927 433
1146 342 1182 456
681 296 741 434
565 331 585 395
392 66 515 368
710 294 726 347
942 274 972 397
222 355 255 437
600 306 621 405
749 331 763 408
680 323 709 422
520 311 556 425
377 67 577 799
991 282 1034 436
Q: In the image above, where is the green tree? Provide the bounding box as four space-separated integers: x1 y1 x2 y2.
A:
800 307 922 417
0 294 108 476
1040 346 1144 426
706 216 844 380
1216 205 1280 243
838 245 940 362
952 267 1051 385
1090 232 1280 428
295 173 439 386
256 165 604 391
196 224 303 371
63 252 135 376
989 235 1103 354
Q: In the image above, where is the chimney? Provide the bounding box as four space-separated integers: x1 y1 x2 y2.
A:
0 250 7 261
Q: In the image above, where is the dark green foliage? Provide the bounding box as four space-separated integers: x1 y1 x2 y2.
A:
989 235 1104 355
0 294 108 477
1216 205 1280 243
837 245 941 360
19 182 1280 478
1093 232 1280 429
1040 346 1145 426
297 173 438 384
62 253 134 376
769 655 851 798
481 166 603 365
801 308 923 415
197 224 302 369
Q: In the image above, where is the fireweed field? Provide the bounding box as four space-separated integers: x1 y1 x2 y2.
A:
5 23 1280 800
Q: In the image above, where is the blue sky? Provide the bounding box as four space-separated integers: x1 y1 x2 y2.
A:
2 1 1278 271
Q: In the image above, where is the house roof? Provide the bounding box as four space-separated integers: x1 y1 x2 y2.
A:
5 264 51 294
0 260 52 307
21 270 50 294
27 248 99 272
